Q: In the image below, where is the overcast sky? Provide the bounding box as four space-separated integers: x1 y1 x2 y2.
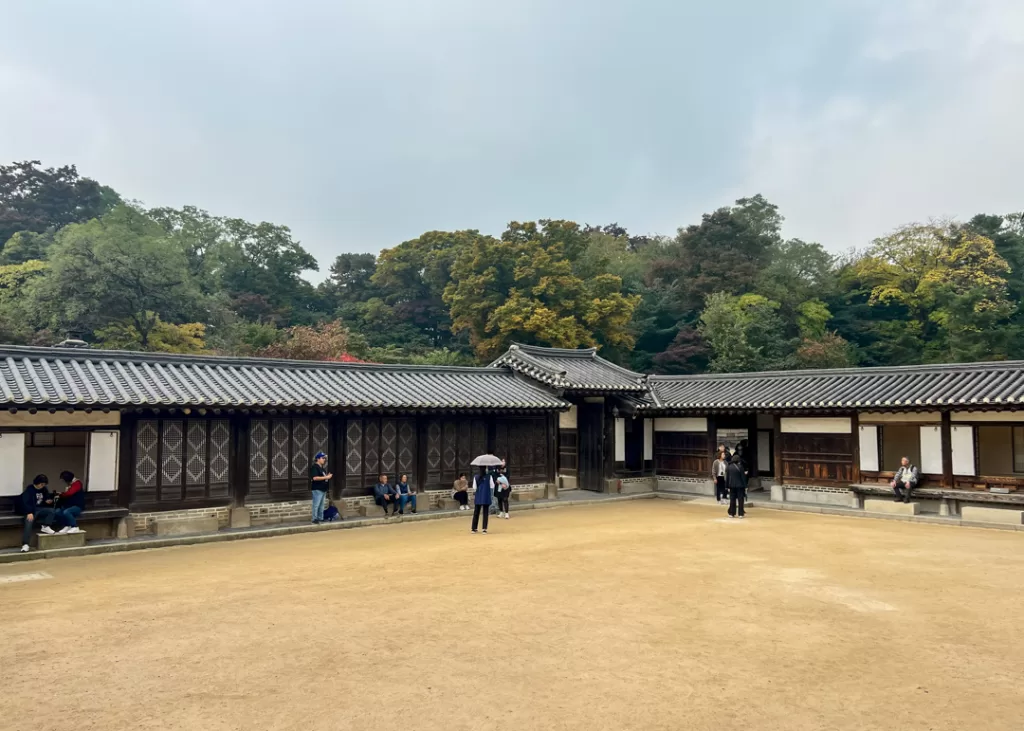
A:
2 0 1022 279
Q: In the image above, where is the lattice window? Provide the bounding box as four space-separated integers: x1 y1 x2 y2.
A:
291 419 310 479
186 421 208 486
381 420 397 478
398 420 416 476
365 420 380 479
346 420 363 477
457 421 472 475
161 421 184 486
135 420 158 487
471 420 487 459
209 420 230 483
250 420 269 480
312 420 329 458
271 421 290 480
442 421 457 474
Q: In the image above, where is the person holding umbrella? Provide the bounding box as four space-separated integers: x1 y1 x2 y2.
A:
471 465 495 534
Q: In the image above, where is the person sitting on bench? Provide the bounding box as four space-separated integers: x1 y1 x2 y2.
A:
374 473 399 517
891 457 920 503
396 473 417 514
16 474 62 553
56 470 85 535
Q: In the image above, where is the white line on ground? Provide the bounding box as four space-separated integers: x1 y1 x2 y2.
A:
0 571 53 584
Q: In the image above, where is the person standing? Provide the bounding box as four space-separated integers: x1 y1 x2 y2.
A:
452 473 470 510
374 473 399 517
471 466 494 534
711 448 729 505
496 472 511 519
396 473 418 514
16 474 61 552
891 457 920 503
309 452 332 524
56 470 85 534
726 453 748 519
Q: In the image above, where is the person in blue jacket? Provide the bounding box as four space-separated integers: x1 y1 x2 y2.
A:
16 474 62 552
396 473 417 514
471 466 494 534
374 473 399 517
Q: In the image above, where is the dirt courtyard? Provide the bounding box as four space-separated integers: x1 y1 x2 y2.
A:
2 502 1022 731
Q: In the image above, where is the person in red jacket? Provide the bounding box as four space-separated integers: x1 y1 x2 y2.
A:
56 470 85 535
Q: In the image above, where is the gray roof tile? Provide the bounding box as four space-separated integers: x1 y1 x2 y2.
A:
0 346 569 411
490 344 648 392
647 361 1024 411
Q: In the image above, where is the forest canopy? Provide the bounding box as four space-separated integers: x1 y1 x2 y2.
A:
2 159 1021 372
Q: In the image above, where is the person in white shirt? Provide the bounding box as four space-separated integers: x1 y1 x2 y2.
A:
711 447 729 504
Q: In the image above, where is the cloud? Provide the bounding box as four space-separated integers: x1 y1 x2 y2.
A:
735 0 1024 252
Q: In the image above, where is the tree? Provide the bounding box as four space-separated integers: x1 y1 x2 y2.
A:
217 218 319 325
372 231 485 349
34 205 200 348
256 320 363 361
0 259 49 343
95 317 207 354
793 331 854 369
444 221 640 360
699 292 791 372
0 160 118 244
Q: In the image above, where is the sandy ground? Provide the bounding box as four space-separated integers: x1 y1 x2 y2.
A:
1 502 1023 731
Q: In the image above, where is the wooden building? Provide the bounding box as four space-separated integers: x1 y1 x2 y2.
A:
3 343 1024 546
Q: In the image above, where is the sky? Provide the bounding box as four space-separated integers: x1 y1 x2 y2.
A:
2 0 1022 280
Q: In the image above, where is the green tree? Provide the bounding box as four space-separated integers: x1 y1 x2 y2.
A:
0 259 49 343
95 316 207 354
699 292 791 372
34 205 200 348
444 221 640 360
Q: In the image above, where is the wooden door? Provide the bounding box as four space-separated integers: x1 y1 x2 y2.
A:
578 403 605 491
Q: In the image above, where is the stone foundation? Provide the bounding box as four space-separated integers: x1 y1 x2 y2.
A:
961 506 1024 525
865 499 920 516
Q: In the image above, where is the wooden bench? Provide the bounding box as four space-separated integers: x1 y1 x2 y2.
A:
851 484 1024 516
0 507 130 547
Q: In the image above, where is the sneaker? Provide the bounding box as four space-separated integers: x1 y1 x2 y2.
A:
40 526 56 535
20 544 29 552
68 527 82 534
504 513 510 519
471 529 477 533
482 530 488 534
57 526 71 534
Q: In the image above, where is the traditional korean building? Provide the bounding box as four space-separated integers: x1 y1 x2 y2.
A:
2 342 1023 546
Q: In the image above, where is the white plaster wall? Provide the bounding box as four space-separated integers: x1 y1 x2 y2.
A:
654 417 707 432
859 412 941 423
859 425 879 472
780 417 851 434
559 406 577 430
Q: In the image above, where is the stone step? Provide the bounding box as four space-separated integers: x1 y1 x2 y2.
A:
960 506 1024 525
34 531 87 550
153 516 220 536
865 498 920 516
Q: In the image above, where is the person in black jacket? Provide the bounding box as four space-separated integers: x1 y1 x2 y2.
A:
374 473 399 517
726 454 748 519
16 474 62 552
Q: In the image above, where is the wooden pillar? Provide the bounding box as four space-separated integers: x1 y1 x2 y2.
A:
940 410 954 488
117 413 136 509
416 414 429 493
546 412 557 482
230 414 250 507
773 414 784 485
706 415 717 460
851 411 861 485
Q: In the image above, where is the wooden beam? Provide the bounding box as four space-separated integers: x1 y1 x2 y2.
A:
117 413 135 510
941 410 954 488
773 414 784 485
851 411 861 484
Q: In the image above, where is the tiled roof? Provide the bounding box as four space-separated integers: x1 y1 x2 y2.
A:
0 346 569 411
490 344 648 392
646 361 1024 411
